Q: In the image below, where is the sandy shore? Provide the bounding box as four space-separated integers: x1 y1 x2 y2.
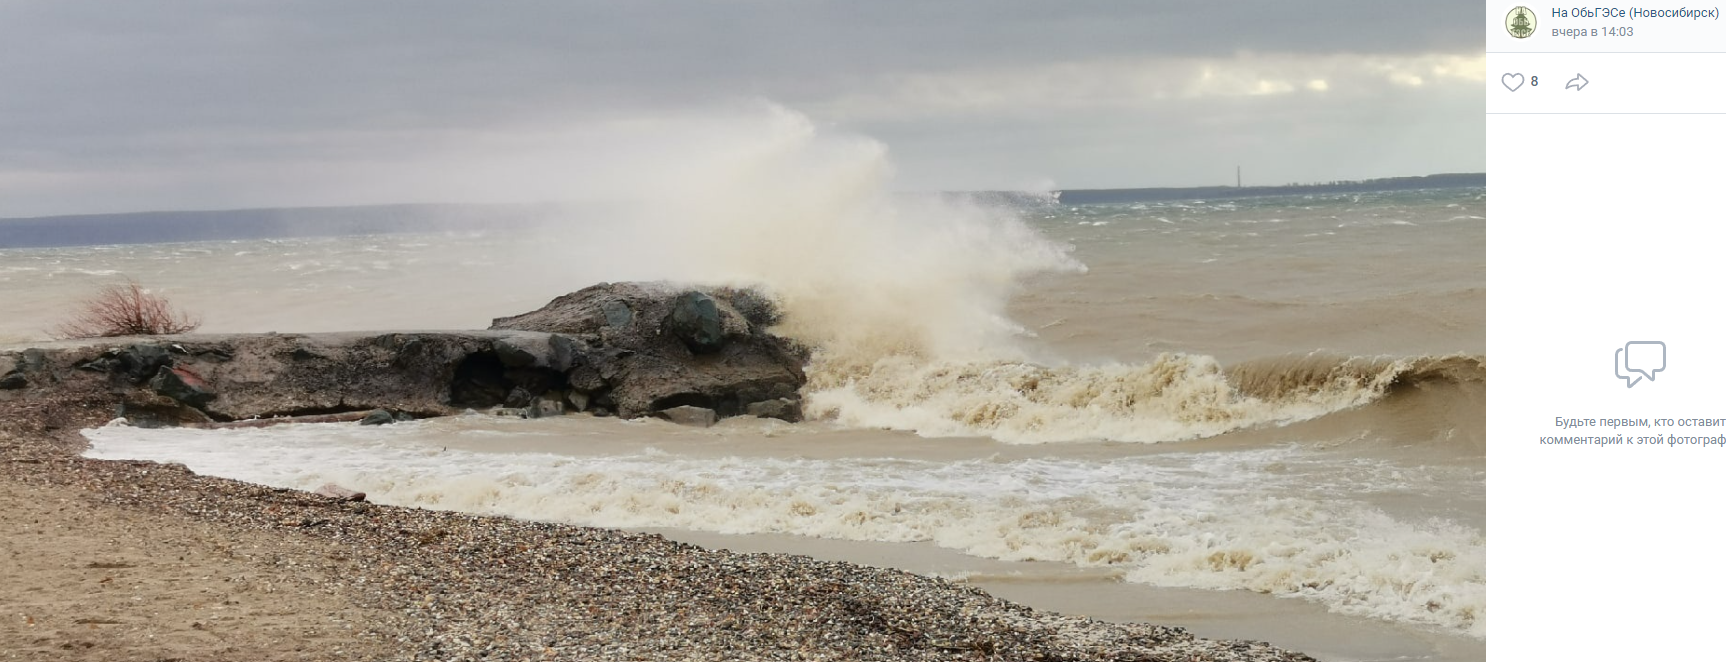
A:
0 378 1316 661
0 449 389 660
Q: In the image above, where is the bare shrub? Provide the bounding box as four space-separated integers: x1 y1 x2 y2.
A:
54 278 201 338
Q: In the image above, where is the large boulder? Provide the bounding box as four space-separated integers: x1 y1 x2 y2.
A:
490 282 807 419
0 356 25 390
149 365 216 409
668 291 725 353
77 343 175 383
745 397 802 423
655 405 718 428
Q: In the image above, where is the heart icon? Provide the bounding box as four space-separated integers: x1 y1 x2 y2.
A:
1502 73 1525 92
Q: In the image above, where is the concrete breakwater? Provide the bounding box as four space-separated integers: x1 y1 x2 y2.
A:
0 282 807 430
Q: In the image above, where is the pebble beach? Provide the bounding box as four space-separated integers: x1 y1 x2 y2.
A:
0 386 1317 662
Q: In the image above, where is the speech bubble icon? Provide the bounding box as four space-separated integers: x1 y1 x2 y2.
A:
1624 341 1667 383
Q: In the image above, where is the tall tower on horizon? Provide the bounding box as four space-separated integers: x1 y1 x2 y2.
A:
1236 166 1241 188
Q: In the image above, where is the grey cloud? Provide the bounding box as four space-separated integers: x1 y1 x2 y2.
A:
0 1 1482 215
1 1 1477 126
863 83 1484 191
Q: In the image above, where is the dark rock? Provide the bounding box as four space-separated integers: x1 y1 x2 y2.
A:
450 351 510 407
565 391 590 412
547 334 585 372
360 409 396 426
18 348 47 373
491 282 807 418
7 332 600 422
119 344 174 383
502 367 562 395
118 392 213 428
601 300 634 328
194 346 235 362
745 397 802 422
314 483 366 501
656 405 718 428
149 366 215 409
443 336 571 408
0 357 23 389
505 386 535 408
588 347 635 382
668 291 726 353
3 296 809 428
75 344 170 381
528 396 566 418
367 334 395 349
224 332 582 420
728 288 780 327
565 357 607 393
492 337 544 369
393 411 416 423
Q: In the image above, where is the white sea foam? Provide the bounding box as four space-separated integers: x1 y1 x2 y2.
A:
497 108 1429 446
803 353 1392 444
28 118 1486 641
82 420 1482 636
603 109 1085 366
3 108 1483 450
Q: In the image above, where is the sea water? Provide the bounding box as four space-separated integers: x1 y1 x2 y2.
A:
1 128 1484 661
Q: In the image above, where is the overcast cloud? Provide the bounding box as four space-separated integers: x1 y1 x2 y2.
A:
0 1 1484 217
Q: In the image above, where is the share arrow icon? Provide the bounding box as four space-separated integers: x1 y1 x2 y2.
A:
1566 73 1589 91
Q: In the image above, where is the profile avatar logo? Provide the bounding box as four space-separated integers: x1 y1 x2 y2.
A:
1506 6 1537 38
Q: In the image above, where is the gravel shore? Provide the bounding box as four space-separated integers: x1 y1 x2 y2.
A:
0 380 1318 661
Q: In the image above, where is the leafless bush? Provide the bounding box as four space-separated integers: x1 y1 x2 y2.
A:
54 278 201 338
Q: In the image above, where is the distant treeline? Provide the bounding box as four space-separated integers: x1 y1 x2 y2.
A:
0 203 564 249
1056 173 1485 205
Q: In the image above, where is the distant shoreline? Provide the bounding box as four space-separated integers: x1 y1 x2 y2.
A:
1056 172 1485 205
0 202 564 250
0 173 1485 249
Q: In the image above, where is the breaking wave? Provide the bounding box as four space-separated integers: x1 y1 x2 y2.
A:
82 421 1485 636
546 106 1481 446
797 352 1483 445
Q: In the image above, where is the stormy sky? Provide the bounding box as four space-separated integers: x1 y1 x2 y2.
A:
0 1 1483 217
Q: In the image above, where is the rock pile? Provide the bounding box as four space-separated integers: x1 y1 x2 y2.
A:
490 282 807 422
0 282 808 428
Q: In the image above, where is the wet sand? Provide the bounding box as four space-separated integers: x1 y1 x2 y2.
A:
0 416 1317 662
72 406 1482 660
650 530 1485 662
0 470 389 661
